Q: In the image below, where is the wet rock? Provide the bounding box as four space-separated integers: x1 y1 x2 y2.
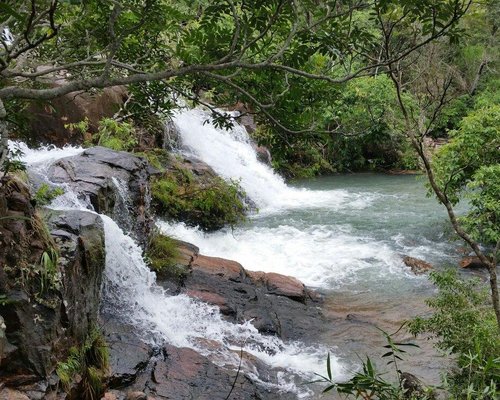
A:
459 256 489 269
46 209 106 341
125 391 147 400
161 119 181 150
253 144 272 166
104 317 153 387
400 372 426 398
402 256 433 275
0 177 106 384
170 252 325 341
46 147 157 246
123 345 285 400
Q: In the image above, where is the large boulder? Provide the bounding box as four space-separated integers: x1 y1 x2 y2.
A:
46 147 157 246
0 177 106 385
24 86 127 146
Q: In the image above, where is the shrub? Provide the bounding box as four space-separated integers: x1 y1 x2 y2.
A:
409 270 500 399
146 232 186 281
94 118 137 151
34 183 65 206
151 165 247 231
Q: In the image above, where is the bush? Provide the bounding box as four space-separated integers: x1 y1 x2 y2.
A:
409 270 500 399
151 164 248 231
56 328 109 400
34 183 65 206
94 118 137 151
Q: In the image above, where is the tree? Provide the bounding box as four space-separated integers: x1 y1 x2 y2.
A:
0 0 472 172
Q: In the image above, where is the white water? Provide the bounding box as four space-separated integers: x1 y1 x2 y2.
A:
167 108 434 289
174 108 375 213
15 140 346 397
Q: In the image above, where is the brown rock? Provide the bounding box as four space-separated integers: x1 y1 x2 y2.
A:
101 393 118 400
126 392 147 400
247 271 306 302
0 388 30 400
402 256 433 275
460 256 488 269
191 255 245 281
185 290 233 315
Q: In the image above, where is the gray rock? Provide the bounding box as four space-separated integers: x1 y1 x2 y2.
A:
47 147 157 246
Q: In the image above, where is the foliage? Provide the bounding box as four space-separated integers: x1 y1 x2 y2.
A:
33 183 65 206
94 118 137 152
409 270 500 399
431 104 500 246
152 164 247 231
56 327 109 400
313 330 432 399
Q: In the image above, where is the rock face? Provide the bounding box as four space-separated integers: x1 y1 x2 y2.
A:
106 344 284 400
47 147 157 246
0 176 105 386
25 86 127 146
459 256 489 269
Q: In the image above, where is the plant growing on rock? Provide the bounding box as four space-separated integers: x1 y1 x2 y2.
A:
145 232 186 281
152 164 248 231
33 183 65 206
56 327 109 400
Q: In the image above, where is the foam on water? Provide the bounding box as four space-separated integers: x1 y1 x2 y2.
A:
158 220 411 288
101 215 345 394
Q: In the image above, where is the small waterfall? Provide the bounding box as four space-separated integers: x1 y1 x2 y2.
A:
101 215 342 388
173 108 358 212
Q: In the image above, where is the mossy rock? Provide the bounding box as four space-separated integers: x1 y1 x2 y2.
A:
146 233 188 283
150 156 248 231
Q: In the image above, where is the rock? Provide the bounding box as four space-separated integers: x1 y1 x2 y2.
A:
251 271 306 302
46 209 106 341
0 388 30 400
171 251 325 341
104 317 153 387
191 255 245 282
253 144 272 165
126 345 285 400
0 176 106 383
46 147 157 246
101 393 118 400
162 119 181 150
24 86 127 146
459 256 488 269
402 256 433 275
126 392 147 400
400 372 426 398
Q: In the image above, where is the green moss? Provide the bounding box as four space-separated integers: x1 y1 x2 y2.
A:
151 164 247 231
146 233 186 280
56 327 109 400
134 148 170 171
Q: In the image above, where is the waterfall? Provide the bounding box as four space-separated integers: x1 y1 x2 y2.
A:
173 108 360 213
15 141 346 397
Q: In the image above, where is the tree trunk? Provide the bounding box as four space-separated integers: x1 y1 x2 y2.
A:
488 264 500 330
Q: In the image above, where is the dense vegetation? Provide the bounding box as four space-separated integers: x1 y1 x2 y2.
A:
0 0 499 399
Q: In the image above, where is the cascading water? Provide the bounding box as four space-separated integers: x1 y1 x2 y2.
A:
13 141 346 397
167 108 456 290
